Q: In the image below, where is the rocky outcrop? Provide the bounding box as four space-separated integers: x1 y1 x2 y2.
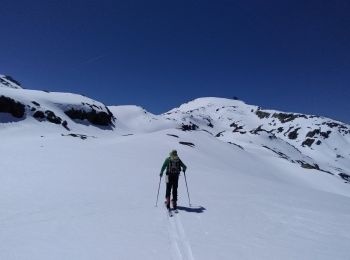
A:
0 96 25 118
33 109 69 130
181 122 199 131
65 108 114 126
272 113 307 123
255 110 271 119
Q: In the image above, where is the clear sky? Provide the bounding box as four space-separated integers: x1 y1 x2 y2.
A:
0 0 349 123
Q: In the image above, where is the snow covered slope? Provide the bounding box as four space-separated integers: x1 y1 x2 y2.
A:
1 126 350 260
0 74 22 89
110 97 350 184
0 87 115 133
1 80 350 259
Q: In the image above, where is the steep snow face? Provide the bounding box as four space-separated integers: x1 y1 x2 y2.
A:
0 87 115 133
0 75 22 89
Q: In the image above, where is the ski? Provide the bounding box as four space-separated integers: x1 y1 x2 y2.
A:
173 209 179 214
168 209 174 217
164 202 173 217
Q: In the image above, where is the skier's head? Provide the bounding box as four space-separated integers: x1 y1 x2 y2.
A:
170 150 178 157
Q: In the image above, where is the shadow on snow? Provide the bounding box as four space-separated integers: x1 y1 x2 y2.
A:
177 206 206 213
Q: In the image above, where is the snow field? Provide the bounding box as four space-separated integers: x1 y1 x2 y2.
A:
1 129 350 259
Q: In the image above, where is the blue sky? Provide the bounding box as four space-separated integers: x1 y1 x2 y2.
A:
0 0 349 122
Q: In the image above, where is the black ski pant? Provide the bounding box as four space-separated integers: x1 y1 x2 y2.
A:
165 173 179 204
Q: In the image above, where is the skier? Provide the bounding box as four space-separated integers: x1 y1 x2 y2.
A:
160 150 187 211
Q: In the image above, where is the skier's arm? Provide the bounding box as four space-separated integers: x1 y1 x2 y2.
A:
160 158 169 176
180 160 187 173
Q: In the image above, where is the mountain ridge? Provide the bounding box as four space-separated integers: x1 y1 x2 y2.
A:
0 74 23 89
1 76 349 183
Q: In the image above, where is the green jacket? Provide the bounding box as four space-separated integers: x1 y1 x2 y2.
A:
160 157 187 175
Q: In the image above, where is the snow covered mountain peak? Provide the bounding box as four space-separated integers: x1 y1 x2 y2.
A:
0 75 22 89
166 97 246 114
156 96 350 183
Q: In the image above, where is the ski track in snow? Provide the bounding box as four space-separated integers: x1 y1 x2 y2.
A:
164 209 195 260
174 213 195 260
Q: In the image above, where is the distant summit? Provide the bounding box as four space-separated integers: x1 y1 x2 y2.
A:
0 75 22 89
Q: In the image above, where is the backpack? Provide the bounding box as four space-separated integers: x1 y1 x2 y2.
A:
168 157 181 174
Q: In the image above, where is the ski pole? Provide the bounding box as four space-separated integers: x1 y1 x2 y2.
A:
155 176 162 207
183 172 191 207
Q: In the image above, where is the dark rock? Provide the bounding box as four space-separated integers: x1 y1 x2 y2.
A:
216 131 225 137
318 169 334 175
250 125 273 135
263 146 290 160
339 173 350 182
297 161 320 170
31 101 40 106
65 108 114 126
34 110 68 129
167 134 179 138
45 110 62 124
228 142 244 150
306 129 320 138
277 127 284 133
179 141 195 147
306 129 332 139
255 110 270 119
284 126 294 136
206 118 214 128
272 113 307 123
33 111 45 120
323 122 346 129
288 127 300 140
302 138 315 147
320 130 331 139
0 96 25 118
181 122 198 131
62 120 70 130
61 133 94 140
230 122 244 133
